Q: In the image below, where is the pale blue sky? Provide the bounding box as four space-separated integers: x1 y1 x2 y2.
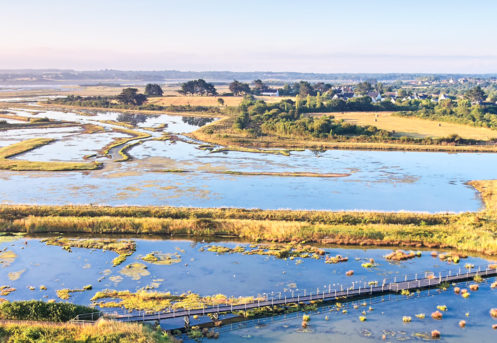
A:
1 0 496 72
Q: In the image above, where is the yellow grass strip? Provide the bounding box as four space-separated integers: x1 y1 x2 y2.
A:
100 128 151 157
0 139 101 171
0 138 54 159
468 180 497 212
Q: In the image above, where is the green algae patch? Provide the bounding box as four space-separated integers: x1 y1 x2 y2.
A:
91 289 265 313
0 286 16 296
120 263 150 280
203 243 325 259
141 252 182 265
41 237 136 267
8 269 25 281
56 286 93 300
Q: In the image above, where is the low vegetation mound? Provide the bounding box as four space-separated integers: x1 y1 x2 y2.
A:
0 300 95 322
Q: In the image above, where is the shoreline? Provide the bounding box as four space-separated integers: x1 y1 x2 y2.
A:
1 180 496 256
187 117 497 153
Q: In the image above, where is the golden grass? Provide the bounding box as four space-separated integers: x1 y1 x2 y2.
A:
0 178 495 256
0 138 54 159
147 95 288 107
468 180 497 211
319 111 497 140
0 184 496 256
0 112 30 122
188 117 497 153
0 139 101 171
0 319 169 343
100 128 151 157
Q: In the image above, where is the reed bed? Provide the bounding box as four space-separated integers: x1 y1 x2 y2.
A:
0 210 495 255
0 319 169 343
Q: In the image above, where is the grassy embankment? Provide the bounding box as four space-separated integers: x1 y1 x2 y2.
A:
1 181 496 256
0 301 170 342
188 116 497 153
99 127 151 161
0 138 102 171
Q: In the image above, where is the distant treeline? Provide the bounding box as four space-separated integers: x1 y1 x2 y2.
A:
397 98 497 129
49 94 225 114
232 96 493 145
3 69 497 83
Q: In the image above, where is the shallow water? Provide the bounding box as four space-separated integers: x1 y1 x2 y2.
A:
0 107 495 211
1 237 496 342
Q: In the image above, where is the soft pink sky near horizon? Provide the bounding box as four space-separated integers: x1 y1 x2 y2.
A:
2 0 497 73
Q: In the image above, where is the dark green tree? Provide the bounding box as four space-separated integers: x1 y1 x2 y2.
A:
252 79 268 94
465 86 486 103
298 81 314 96
178 79 217 96
229 80 251 96
116 88 147 106
144 83 163 96
354 81 373 95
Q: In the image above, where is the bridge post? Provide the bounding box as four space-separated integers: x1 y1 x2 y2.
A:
310 292 312 301
370 285 372 294
285 296 287 304
346 288 348 296
328 284 331 293
358 286 361 295
184 316 190 329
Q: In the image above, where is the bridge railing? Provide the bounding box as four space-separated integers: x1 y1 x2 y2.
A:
108 263 496 321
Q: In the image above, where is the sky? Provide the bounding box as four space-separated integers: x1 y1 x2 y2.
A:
1 0 497 73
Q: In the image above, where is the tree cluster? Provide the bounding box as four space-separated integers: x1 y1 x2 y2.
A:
144 83 163 96
116 88 147 106
178 79 217 96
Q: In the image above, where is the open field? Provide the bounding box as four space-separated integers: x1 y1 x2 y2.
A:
1 180 496 255
314 111 497 140
189 117 497 153
147 95 291 107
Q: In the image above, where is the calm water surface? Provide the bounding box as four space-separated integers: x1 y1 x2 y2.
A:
0 108 495 212
1 237 496 342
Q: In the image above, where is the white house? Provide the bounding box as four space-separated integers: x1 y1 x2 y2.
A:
261 90 279 97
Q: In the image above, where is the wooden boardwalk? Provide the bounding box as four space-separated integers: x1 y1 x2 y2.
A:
107 265 497 324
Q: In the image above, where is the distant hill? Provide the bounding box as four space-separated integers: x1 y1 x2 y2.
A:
1 69 497 85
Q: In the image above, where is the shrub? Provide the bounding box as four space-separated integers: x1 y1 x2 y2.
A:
0 300 97 322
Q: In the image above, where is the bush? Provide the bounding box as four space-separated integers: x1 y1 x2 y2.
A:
0 300 97 322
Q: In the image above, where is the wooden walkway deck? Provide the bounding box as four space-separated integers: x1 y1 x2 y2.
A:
106 265 497 323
